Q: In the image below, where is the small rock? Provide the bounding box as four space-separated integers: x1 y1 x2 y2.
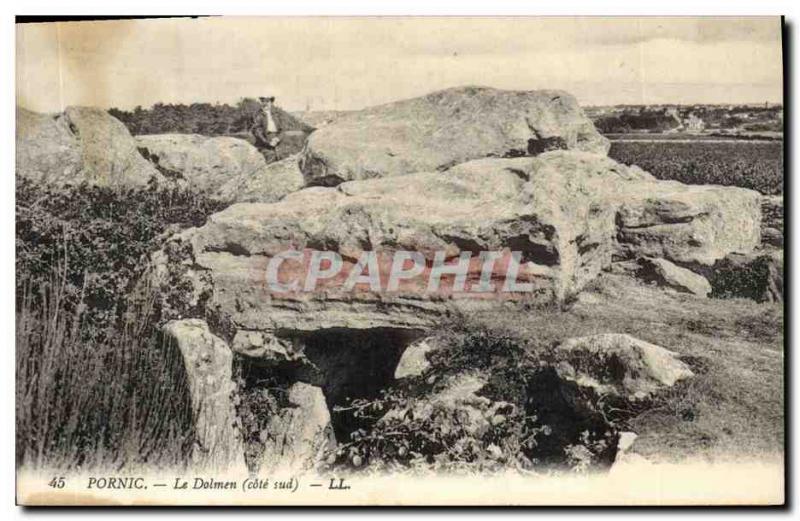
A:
394 338 437 379
760 195 783 248
617 431 638 453
232 331 299 362
491 414 506 426
609 452 653 476
637 257 712 296
487 444 503 459
556 333 694 402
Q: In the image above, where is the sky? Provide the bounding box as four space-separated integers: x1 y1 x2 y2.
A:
16 16 783 113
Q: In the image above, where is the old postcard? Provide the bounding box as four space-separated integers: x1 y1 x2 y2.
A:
15 16 784 506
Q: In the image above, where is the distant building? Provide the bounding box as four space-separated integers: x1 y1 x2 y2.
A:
685 113 705 133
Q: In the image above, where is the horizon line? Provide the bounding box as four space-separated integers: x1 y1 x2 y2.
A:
16 97 785 115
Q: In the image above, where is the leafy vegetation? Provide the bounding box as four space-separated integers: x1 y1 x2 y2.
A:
16 178 225 332
321 318 618 474
609 141 783 195
15 180 225 470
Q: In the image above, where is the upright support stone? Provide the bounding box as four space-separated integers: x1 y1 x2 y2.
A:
259 382 336 474
163 319 247 473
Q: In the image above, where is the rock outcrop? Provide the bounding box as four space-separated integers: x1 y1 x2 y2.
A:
636 257 712 297
150 148 762 472
136 135 305 203
216 154 305 203
151 152 647 338
614 181 762 267
299 86 609 185
394 338 436 380
151 150 762 358
142 85 769 474
17 106 161 187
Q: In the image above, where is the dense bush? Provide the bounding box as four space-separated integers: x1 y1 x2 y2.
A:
609 141 783 195
595 112 679 134
16 178 225 333
708 254 784 303
16 180 226 470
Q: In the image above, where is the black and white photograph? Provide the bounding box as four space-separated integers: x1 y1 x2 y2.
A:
12 14 786 506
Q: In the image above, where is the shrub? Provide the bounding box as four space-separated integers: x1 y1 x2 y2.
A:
709 254 783 303
16 178 225 335
321 318 617 474
15 180 225 470
16 275 194 471
232 361 293 474
324 387 544 474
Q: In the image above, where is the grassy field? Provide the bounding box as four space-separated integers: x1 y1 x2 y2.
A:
608 140 783 195
466 273 783 463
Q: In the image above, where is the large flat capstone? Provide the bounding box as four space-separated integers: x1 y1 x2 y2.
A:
151 150 761 345
299 86 610 185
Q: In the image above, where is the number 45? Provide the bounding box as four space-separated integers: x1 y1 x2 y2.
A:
48 477 65 489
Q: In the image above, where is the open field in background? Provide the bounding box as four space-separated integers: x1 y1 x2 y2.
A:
608 140 784 195
605 133 783 141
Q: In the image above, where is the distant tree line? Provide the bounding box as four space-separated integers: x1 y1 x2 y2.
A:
594 110 680 134
108 98 314 136
593 105 783 134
